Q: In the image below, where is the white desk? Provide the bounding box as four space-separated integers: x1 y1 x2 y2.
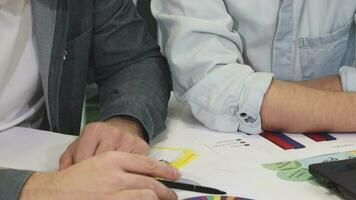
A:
1 98 355 200
0 127 75 172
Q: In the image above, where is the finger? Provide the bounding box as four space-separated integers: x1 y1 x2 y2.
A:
59 149 74 170
114 189 158 200
114 134 142 153
95 130 144 155
95 138 121 155
73 137 99 163
117 174 178 200
72 130 100 163
115 153 181 180
58 141 77 170
127 139 150 155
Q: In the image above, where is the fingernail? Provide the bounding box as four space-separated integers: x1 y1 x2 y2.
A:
175 169 182 177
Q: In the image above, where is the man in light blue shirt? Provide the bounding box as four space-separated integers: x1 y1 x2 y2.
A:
152 0 356 134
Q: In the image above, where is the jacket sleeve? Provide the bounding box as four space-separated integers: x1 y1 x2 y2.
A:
151 0 273 134
91 0 172 141
0 169 33 200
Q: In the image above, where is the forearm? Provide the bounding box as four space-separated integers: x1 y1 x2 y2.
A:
92 0 171 140
261 79 356 133
296 75 342 92
97 56 171 141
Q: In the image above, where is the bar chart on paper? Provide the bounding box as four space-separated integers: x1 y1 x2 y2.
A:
303 132 337 142
261 132 339 150
261 132 305 150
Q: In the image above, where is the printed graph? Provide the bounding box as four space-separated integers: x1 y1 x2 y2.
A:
261 131 305 150
261 132 337 150
303 132 337 142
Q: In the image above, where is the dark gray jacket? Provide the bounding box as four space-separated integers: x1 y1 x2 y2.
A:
0 0 171 199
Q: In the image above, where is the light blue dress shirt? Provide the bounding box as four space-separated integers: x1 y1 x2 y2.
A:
152 0 356 134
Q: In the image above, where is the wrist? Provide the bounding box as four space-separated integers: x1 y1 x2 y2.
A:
104 116 145 140
19 172 58 200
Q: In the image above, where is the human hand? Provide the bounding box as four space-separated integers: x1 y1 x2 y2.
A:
59 117 150 170
20 151 181 200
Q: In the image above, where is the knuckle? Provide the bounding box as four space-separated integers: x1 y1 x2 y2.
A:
72 152 89 164
111 173 124 186
62 141 77 155
103 151 117 160
145 159 158 172
102 151 122 165
141 140 149 147
140 189 157 200
67 140 77 149
139 141 150 151
84 122 103 133
72 153 82 163
120 136 133 147
59 154 69 163
98 170 121 188
113 130 123 140
102 126 116 137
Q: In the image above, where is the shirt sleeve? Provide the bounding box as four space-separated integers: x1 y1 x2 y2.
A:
340 14 356 92
0 169 33 200
340 66 356 92
152 0 273 134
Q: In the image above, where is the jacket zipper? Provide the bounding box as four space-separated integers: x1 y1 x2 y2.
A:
48 0 69 132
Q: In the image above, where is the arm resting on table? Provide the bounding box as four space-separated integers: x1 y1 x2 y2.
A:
261 79 356 133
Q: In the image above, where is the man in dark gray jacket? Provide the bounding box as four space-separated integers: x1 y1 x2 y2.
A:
0 0 179 199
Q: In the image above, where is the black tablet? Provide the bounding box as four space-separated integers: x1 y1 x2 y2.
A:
309 159 356 200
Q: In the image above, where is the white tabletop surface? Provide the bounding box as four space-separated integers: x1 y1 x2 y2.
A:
1 97 354 200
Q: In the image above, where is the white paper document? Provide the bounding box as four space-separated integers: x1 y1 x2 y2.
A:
0 127 75 171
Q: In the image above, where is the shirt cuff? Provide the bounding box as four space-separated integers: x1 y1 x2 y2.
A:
339 66 356 92
237 72 274 134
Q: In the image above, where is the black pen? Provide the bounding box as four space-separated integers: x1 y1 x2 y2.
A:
158 179 226 195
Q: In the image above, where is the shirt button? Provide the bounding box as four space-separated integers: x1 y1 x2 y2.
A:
229 105 238 115
239 112 248 120
298 38 305 47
